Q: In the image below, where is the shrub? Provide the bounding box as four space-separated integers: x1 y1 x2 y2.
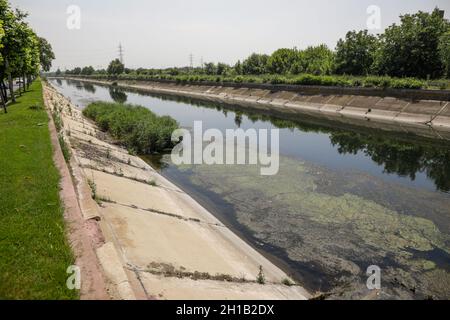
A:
52 111 63 132
390 78 424 89
58 135 71 163
256 265 265 285
362 76 392 88
83 102 179 154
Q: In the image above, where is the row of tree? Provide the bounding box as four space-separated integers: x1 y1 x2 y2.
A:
60 8 450 81
0 0 54 113
208 8 450 79
63 59 125 77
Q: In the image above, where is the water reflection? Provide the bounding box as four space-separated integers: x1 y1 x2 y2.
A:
82 82 96 94
65 79 96 94
51 78 450 299
131 91 450 193
109 86 128 104
330 132 450 192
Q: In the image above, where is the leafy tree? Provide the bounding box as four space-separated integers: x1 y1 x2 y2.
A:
335 30 379 75
0 18 5 112
234 60 242 75
55 68 61 76
267 48 299 74
38 37 54 72
301 44 335 75
0 19 4 65
81 65 94 75
216 62 229 76
1 1 21 102
439 31 450 78
242 53 269 75
204 62 217 75
374 8 450 79
107 58 124 76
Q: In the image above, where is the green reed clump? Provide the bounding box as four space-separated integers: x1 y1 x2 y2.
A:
83 102 179 154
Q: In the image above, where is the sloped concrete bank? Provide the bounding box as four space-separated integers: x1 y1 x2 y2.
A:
44 81 310 300
63 77 450 141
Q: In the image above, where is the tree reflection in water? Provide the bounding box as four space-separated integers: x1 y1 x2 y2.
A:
109 87 128 104
136 91 450 193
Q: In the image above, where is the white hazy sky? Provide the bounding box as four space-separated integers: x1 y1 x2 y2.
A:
10 0 450 71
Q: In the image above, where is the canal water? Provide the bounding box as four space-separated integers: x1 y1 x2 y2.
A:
50 78 450 299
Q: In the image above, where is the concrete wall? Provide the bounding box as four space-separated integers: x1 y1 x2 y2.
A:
62 78 450 141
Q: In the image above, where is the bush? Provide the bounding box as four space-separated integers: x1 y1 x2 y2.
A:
390 78 424 89
83 102 179 153
362 76 392 88
80 72 439 90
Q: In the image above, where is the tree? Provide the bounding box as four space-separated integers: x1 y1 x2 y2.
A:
267 48 299 74
242 53 269 75
55 68 61 76
1 0 21 102
38 37 55 72
301 44 335 75
234 60 242 75
216 62 229 76
374 8 450 79
81 65 94 75
107 58 124 76
203 62 217 75
439 31 450 78
335 30 379 75
0 0 47 105
72 67 81 75
0 18 5 112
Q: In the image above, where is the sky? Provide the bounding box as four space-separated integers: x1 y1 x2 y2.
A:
10 0 450 71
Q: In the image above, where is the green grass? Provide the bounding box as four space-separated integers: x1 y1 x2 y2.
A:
0 80 78 299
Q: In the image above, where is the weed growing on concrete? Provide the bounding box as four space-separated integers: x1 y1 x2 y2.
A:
257 265 266 285
58 134 71 163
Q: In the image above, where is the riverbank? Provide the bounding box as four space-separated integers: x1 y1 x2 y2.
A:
60 77 450 141
0 80 78 299
43 81 311 300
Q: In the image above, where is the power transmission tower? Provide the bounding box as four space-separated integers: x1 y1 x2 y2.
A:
189 53 194 69
118 43 124 64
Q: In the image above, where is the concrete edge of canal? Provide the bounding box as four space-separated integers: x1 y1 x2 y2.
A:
60 77 450 142
43 80 312 300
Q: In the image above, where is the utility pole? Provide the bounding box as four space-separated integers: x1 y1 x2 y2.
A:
118 43 124 64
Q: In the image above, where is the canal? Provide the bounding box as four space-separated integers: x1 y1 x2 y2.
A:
50 78 450 299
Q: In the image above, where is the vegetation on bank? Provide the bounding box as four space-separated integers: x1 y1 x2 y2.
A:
82 102 179 154
59 8 450 90
77 73 439 90
0 80 77 299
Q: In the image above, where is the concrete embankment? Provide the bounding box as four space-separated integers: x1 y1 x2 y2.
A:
44 81 310 300
64 77 450 141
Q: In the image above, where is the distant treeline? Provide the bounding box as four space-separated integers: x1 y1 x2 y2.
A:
58 8 450 89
